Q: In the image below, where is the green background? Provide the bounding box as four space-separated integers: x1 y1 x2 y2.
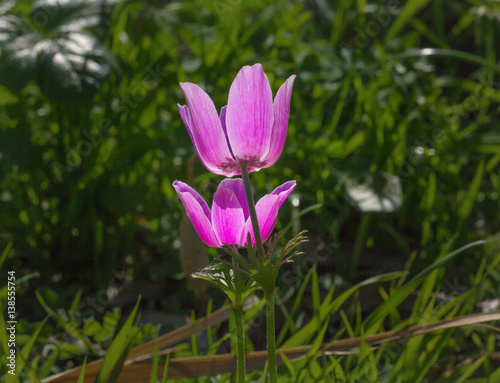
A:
0 0 499 380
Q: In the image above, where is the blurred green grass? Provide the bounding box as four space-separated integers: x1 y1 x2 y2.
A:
1 0 498 288
0 0 499 379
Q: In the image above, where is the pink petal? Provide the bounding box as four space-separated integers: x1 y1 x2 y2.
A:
173 181 220 247
220 105 228 137
240 180 297 246
218 178 249 220
179 83 238 176
263 75 296 167
219 105 237 161
272 180 297 207
255 194 281 243
226 64 274 165
212 187 246 246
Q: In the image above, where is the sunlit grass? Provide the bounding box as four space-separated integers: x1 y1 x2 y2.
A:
0 0 499 381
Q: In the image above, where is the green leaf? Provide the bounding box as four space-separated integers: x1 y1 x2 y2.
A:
391 49 500 73
278 351 296 379
36 291 96 352
277 267 315 346
37 347 59 379
95 297 141 383
363 240 485 333
77 357 87 383
0 0 118 101
107 327 139 383
311 267 321 326
0 309 11 361
5 317 48 383
458 160 485 227
0 236 13 270
385 0 433 42
149 342 160 383
282 271 406 348
70 290 83 312
412 331 454 382
488 365 500 383
161 355 170 383
342 131 365 158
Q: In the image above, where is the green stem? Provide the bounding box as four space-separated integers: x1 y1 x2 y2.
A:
265 289 278 383
232 258 246 383
233 304 246 383
240 164 277 382
240 164 266 258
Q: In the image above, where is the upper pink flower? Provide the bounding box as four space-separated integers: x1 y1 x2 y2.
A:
178 64 296 177
173 178 296 248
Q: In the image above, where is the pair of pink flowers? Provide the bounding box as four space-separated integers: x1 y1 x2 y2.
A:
173 64 296 248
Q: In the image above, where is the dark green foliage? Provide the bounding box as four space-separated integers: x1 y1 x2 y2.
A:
0 0 499 380
0 0 498 291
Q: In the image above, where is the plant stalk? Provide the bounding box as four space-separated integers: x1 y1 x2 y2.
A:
240 163 277 382
265 289 278 383
233 304 246 383
240 164 266 258
232 257 246 383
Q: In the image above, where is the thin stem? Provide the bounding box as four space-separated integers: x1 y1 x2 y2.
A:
233 305 246 383
232 257 246 383
265 290 278 383
240 164 265 258
240 163 277 382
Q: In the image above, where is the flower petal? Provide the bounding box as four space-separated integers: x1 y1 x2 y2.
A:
219 105 237 160
272 180 297 207
226 64 274 165
173 181 220 247
179 82 238 176
240 180 297 245
220 105 228 137
212 187 245 246
263 75 296 167
255 194 281 243
218 178 249 220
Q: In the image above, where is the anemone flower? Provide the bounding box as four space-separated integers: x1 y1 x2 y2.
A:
173 178 296 248
178 64 295 177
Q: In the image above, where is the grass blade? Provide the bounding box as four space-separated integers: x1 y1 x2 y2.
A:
5 317 48 383
42 297 259 383
283 271 406 348
362 241 485 333
95 298 141 383
76 357 87 383
385 0 433 42
149 342 159 383
54 312 500 381
161 355 170 383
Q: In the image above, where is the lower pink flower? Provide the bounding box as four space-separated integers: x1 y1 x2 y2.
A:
173 179 296 248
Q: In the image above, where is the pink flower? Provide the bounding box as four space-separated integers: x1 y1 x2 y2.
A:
173 178 296 247
178 64 296 177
